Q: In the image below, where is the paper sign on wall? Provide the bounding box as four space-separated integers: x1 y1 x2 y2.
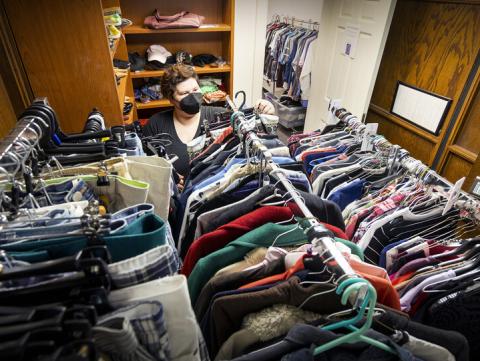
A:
343 25 360 58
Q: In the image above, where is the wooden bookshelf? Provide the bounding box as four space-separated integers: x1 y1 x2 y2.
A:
130 64 231 78
116 71 129 108
124 108 135 124
110 37 121 58
136 98 172 109
124 24 231 34
121 0 235 111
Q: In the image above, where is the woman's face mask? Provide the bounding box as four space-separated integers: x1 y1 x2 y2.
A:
178 92 203 115
174 78 202 115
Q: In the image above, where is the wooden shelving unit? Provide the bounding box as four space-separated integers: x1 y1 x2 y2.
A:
124 24 231 34
124 107 135 124
110 37 121 58
136 98 172 109
120 0 235 113
130 64 231 78
116 71 129 107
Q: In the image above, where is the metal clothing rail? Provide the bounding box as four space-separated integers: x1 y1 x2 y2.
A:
270 14 320 30
229 108 358 284
0 116 48 179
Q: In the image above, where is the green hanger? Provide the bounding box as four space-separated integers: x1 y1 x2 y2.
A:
313 278 397 356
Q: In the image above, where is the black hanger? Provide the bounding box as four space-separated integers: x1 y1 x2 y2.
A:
0 247 111 282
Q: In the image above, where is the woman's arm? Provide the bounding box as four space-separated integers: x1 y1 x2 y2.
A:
254 99 275 115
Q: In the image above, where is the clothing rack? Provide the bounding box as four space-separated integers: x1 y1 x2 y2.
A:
340 111 480 218
0 116 47 180
227 96 358 286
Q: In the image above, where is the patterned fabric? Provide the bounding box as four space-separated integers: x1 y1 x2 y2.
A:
197 326 211 361
350 191 406 243
130 303 171 361
362 193 407 224
109 245 180 289
99 301 171 361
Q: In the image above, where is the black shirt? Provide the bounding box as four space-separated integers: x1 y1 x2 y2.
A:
142 106 226 177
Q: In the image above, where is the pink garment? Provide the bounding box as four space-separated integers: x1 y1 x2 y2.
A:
144 10 205 30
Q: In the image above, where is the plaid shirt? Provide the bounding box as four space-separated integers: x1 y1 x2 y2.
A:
100 301 171 361
351 193 407 244
108 245 180 289
198 326 211 361
344 182 398 240
130 303 171 361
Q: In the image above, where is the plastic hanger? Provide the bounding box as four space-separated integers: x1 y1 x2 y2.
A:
314 278 397 355
270 223 302 247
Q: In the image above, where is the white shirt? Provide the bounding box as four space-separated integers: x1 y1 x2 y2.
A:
109 275 201 361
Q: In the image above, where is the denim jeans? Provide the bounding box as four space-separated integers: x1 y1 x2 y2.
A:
12 179 96 209
46 175 149 213
112 203 155 224
118 133 145 156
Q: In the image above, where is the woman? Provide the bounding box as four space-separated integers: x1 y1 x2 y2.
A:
143 64 275 177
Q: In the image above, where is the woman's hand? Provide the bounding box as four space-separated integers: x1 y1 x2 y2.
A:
254 99 275 115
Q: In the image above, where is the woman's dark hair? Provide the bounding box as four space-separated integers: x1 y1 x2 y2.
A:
161 64 199 100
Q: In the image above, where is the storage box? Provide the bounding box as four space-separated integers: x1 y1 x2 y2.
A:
265 92 306 129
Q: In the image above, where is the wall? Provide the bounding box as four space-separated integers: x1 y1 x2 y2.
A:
0 73 16 138
233 0 268 107
304 0 395 131
267 0 323 24
233 0 323 107
366 0 480 185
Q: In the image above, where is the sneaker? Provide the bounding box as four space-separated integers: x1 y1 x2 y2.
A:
121 18 133 28
104 14 122 26
107 24 122 39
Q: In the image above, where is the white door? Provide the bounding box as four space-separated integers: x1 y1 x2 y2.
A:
304 0 396 131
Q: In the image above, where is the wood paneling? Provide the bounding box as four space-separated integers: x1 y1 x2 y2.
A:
465 153 480 190
3 0 123 132
371 2 480 120
0 73 16 138
451 82 480 154
368 108 436 163
368 0 480 186
0 3 32 117
442 153 472 183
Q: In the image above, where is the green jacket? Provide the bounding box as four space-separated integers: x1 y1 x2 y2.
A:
188 223 308 304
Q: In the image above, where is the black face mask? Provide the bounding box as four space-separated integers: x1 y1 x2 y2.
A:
178 92 203 115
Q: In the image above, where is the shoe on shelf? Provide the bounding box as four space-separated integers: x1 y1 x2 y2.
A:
107 24 122 39
104 14 122 26
121 18 133 28
113 58 130 69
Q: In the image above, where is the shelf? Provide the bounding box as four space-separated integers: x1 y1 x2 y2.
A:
131 64 231 78
116 71 129 107
124 108 135 124
136 99 172 109
110 37 120 58
124 24 231 34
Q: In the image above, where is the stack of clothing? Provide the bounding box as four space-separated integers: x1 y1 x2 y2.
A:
199 77 227 103
144 10 205 30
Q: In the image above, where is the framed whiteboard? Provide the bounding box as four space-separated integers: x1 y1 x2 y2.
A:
390 81 452 135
